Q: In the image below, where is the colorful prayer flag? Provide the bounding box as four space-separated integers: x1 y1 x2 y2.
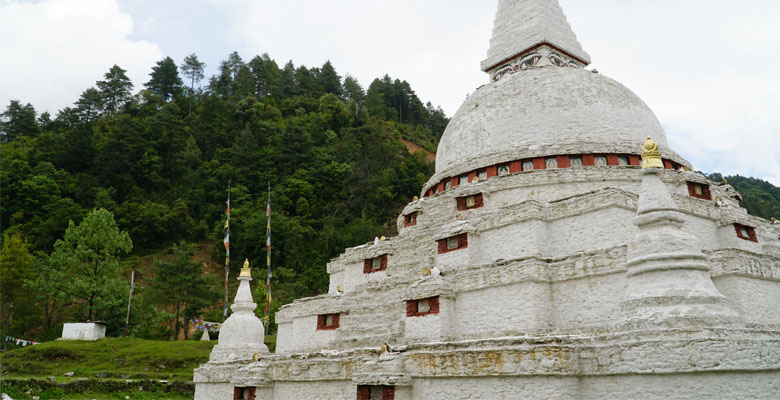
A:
223 179 231 320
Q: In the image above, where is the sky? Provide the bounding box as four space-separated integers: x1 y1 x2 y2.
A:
1 0 779 185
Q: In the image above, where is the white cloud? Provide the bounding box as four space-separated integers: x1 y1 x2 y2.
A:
0 0 163 114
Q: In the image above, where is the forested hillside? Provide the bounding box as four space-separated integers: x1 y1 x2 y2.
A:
0 52 448 343
708 174 780 221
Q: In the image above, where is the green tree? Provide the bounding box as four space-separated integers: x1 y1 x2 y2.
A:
24 251 71 339
181 54 206 114
75 87 103 122
1 100 39 142
295 66 321 97
342 75 365 104
281 61 298 97
0 232 34 344
317 60 342 96
145 56 183 103
49 208 132 321
249 53 283 98
97 65 133 115
146 241 213 340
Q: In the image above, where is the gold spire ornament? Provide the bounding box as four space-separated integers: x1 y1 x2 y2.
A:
239 258 252 277
641 136 664 169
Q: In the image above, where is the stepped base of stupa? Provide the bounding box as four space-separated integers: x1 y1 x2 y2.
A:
194 327 780 399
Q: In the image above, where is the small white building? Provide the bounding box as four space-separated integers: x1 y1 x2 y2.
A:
194 0 780 399
61 322 106 341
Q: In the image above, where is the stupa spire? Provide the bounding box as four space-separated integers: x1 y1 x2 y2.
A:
620 165 741 329
481 0 591 73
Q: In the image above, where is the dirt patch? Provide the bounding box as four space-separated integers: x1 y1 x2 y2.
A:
401 139 436 162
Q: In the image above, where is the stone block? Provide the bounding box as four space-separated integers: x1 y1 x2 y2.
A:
61 322 106 341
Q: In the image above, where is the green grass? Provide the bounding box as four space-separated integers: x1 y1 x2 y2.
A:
0 383 194 400
0 337 215 382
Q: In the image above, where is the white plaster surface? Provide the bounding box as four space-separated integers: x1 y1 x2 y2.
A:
551 273 624 329
412 376 581 400
270 381 353 400
411 372 780 400
714 275 780 327
433 66 682 184
281 314 336 353
404 298 453 340
61 322 105 341
481 0 591 70
193 382 233 400
454 282 551 337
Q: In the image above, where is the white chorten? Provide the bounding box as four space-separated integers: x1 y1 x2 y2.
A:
195 1 780 399
195 260 268 398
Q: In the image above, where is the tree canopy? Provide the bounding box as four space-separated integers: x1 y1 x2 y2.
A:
47 208 132 322
145 56 184 103
97 65 133 115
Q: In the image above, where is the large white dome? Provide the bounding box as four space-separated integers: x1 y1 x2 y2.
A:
430 65 688 185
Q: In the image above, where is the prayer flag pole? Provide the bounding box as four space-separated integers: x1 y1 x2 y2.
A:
264 182 272 336
223 179 231 321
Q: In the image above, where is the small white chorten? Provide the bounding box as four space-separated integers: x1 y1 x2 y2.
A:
206 259 268 361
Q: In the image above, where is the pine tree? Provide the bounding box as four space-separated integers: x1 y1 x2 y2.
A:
145 57 183 103
75 88 103 122
181 54 205 114
48 208 132 321
0 232 34 345
0 100 39 142
318 60 342 96
342 75 365 104
281 61 298 97
147 241 213 340
97 65 133 115
248 54 283 98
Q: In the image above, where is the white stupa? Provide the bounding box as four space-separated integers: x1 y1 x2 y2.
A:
195 260 268 398
195 1 780 399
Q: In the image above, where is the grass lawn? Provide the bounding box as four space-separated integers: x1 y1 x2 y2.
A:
0 337 215 399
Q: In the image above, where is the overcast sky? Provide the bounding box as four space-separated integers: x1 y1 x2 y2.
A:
1 0 778 185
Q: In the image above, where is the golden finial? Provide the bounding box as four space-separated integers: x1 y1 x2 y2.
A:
239 258 251 277
723 178 728 184
641 136 664 169
422 267 432 277
413 196 419 201
251 352 259 362
379 236 386 242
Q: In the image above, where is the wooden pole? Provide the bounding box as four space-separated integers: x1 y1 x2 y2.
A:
125 269 135 326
